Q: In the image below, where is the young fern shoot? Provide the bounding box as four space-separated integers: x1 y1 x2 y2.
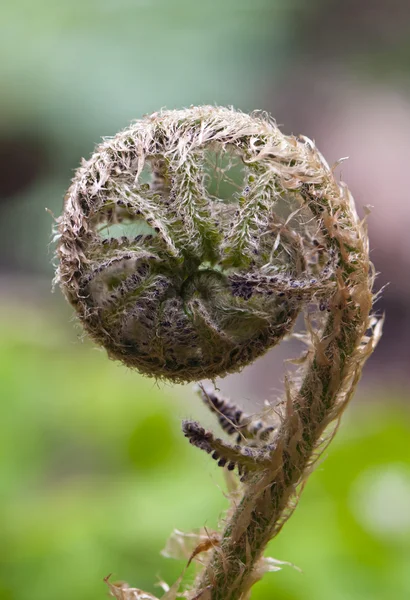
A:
55 106 381 600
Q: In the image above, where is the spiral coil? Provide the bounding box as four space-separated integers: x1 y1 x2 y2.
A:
56 106 340 382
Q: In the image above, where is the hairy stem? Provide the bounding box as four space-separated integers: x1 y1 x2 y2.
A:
191 187 377 600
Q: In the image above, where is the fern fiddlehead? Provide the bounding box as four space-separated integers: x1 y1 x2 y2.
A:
56 106 335 382
55 106 381 600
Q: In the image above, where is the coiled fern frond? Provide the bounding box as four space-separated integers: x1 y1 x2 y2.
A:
57 106 338 382
55 106 381 600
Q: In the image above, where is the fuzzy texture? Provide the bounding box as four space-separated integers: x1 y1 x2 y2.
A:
56 106 381 600
56 106 335 382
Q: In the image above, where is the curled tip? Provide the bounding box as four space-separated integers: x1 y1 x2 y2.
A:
55 106 356 383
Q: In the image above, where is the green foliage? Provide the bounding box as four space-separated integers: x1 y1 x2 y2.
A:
1 305 409 600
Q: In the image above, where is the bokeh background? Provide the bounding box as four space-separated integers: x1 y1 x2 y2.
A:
1 1 410 599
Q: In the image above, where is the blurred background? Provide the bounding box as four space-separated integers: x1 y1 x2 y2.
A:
1 1 409 599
